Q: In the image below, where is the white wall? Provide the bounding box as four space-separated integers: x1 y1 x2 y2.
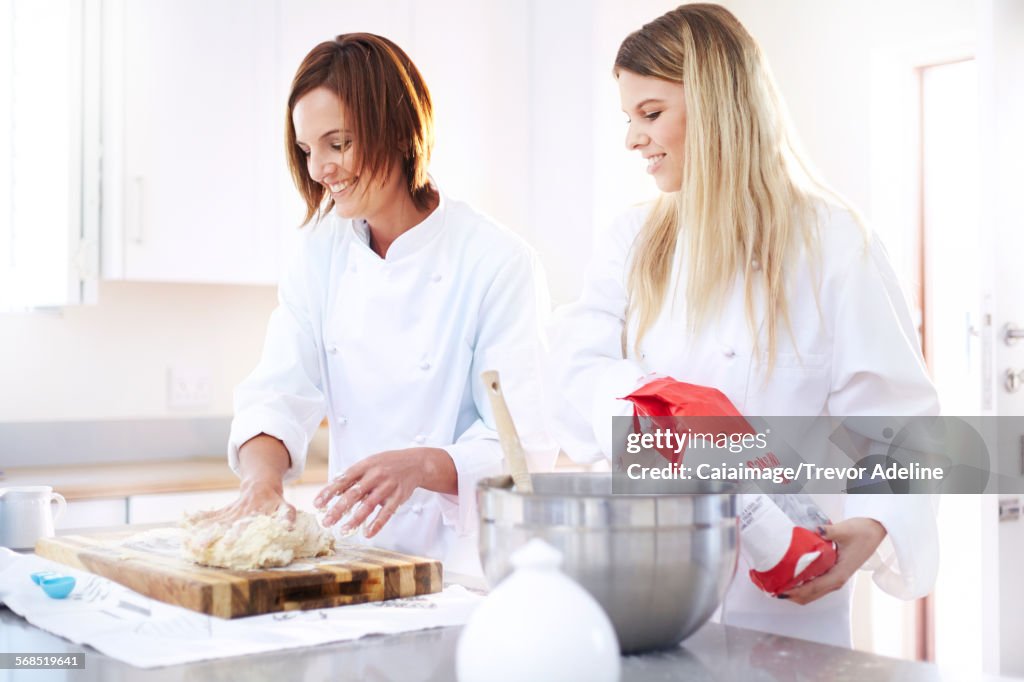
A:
0 281 276 421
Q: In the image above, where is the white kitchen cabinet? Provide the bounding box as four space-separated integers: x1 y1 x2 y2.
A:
101 0 287 284
98 0 534 285
56 498 128 531
127 489 239 524
126 484 323 524
99 0 423 286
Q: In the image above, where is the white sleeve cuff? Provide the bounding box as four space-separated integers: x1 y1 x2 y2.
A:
438 434 503 537
227 409 310 483
844 493 939 599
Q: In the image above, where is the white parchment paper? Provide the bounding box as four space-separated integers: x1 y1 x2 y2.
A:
0 547 481 669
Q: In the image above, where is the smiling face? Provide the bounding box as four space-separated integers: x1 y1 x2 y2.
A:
291 86 402 220
617 69 687 193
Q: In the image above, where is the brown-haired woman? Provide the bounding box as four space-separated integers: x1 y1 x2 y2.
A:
208 33 551 569
551 5 938 646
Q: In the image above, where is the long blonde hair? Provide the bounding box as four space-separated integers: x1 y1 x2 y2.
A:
615 4 848 371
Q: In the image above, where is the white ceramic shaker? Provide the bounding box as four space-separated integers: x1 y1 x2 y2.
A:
456 538 620 682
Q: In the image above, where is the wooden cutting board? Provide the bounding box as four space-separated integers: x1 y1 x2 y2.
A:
34 529 443 619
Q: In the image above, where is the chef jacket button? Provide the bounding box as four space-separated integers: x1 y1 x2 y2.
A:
431 273 442 283
419 360 431 371
412 503 424 515
722 345 736 358
414 434 426 444
328 345 339 355
349 264 357 273
336 415 348 425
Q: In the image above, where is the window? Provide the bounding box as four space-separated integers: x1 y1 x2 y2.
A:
0 0 98 310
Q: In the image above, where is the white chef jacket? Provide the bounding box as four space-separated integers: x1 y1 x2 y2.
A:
228 190 553 572
549 201 940 647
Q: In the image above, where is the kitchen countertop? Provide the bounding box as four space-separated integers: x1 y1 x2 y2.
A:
1 524 1016 682
0 474 1014 680
3 601 1008 682
0 452 592 501
0 457 331 500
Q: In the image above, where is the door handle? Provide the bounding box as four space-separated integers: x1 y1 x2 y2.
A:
1005 323 1024 346
1006 368 1024 393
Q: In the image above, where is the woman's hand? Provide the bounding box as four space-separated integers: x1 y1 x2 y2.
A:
779 517 887 605
195 479 296 527
315 447 456 539
190 434 296 528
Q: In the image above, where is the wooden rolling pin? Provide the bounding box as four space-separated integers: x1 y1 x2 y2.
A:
480 370 534 493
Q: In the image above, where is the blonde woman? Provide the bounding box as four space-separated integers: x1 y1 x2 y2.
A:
551 4 938 646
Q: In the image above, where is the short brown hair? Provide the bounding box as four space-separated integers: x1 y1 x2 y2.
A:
286 33 435 225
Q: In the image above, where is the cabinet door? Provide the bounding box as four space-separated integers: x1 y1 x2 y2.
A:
103 0 284 284
127 485 322 524
127 489 238 525
57 498 128 531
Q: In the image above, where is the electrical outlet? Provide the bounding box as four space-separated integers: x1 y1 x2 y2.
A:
167 365 212 409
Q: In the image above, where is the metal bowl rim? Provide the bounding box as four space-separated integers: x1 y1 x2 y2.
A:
477 472 740 501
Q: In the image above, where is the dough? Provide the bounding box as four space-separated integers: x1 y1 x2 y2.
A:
181 506 335 570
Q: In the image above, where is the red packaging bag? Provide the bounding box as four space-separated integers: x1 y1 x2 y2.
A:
622 376 837 596
624 378 756 466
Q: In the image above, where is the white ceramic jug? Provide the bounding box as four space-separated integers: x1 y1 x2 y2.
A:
456 538 620 682
0 486 67 550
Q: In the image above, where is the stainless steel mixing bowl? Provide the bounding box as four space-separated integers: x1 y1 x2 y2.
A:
477 473 738 653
